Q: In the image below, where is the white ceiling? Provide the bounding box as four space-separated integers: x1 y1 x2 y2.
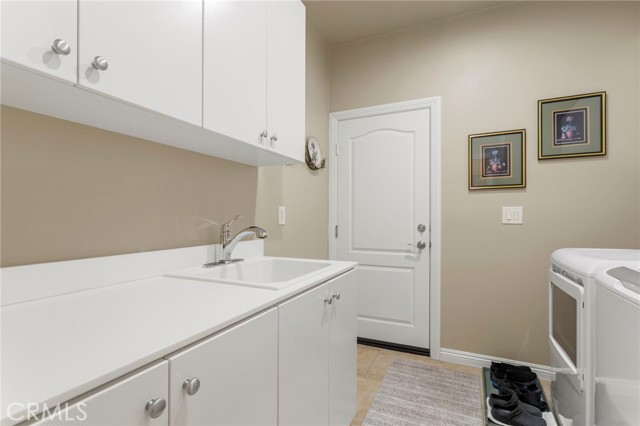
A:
304 0 512 46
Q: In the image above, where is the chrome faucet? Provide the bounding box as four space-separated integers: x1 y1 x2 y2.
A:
203 215 268 268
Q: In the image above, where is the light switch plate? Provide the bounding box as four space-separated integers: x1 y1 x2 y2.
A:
278 206 286 225
502 206 523 225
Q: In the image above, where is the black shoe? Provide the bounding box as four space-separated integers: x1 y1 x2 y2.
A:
500 385 549 412
492 368 539 389
487 398 547 426
490 362 532 381
489 387 542 417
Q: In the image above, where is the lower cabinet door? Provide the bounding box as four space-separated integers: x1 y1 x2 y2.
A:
168 307 278 426
279 282 330 426
329 271 357 426
31 361 169 425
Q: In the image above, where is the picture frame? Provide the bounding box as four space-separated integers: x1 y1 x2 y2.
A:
538 91 606 159
469 129 526 190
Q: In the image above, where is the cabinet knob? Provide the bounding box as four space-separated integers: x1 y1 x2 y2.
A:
183 377 201 396
51 39 71 56
269 133 278 148
259 130 268 146
145 398 167 418
332 292 341 301
324 296 333 305
91 56 109 71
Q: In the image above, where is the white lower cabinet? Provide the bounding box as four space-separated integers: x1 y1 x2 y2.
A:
279 271 357 426
23 272 355 426
167 307 278 426
31 361 169 426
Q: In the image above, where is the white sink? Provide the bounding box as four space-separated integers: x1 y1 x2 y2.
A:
165 257 333 290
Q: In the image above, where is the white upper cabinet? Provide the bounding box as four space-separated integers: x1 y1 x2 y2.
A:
77 0 202 126
203 0 268 148
1 0 305 165
203 0 305 162
266 0 306 162
1 1 78 84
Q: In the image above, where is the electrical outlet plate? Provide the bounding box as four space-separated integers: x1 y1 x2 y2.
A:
502 206 523 225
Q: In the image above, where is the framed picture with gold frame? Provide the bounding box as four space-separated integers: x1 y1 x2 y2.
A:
468 129 526 190
538 91 606 159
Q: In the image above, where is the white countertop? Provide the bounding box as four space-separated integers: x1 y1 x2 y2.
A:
1 253 355 425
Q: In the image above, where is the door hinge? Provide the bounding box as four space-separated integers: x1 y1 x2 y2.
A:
335 225 339 238
335 143 339 156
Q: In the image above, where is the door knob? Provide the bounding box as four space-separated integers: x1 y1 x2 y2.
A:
91 56 108 71
417 224 426 233
183 377 201 396
145 398 167 418
51 39 71 55
408 241 427 250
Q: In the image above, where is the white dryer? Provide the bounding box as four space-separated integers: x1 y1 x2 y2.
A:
594 266 640 425
548 248 639 426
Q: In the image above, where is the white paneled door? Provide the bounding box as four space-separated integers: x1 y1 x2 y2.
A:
336 107 430 349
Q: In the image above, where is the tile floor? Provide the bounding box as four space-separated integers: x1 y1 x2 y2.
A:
352 344 551 426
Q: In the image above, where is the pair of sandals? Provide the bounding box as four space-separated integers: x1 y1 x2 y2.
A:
490 362 549 412
487 387 546 426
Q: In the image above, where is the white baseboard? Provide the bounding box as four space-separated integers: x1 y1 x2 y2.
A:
440 348 556 381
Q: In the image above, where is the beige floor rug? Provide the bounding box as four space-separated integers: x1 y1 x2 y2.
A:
363 358 484 426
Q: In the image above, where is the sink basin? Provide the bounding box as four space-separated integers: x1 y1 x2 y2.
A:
165 257 333 290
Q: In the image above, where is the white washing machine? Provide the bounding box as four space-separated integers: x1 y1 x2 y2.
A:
548 248 640 426
594 266 640 425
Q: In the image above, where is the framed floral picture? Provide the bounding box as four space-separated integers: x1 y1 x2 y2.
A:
469 129 526 190
538 91 606 159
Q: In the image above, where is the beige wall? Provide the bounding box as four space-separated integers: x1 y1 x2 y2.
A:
255 22 330 259
330 2 640 364
1 106 258 267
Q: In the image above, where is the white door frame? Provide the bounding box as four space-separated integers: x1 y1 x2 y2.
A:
328 97 442 359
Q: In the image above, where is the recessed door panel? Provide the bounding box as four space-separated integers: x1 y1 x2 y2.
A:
357 265 414 324
351 131 414 252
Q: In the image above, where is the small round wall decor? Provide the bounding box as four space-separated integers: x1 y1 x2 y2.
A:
305 136 326 170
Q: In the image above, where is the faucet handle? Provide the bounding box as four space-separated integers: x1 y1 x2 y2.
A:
224 215 242 228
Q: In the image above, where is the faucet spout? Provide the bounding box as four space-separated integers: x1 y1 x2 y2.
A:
221 226 268 263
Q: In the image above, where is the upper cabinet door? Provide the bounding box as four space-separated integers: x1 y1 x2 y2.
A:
203 0 268 148
1 0 78 84
266 0 306 162
77 0 202 126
